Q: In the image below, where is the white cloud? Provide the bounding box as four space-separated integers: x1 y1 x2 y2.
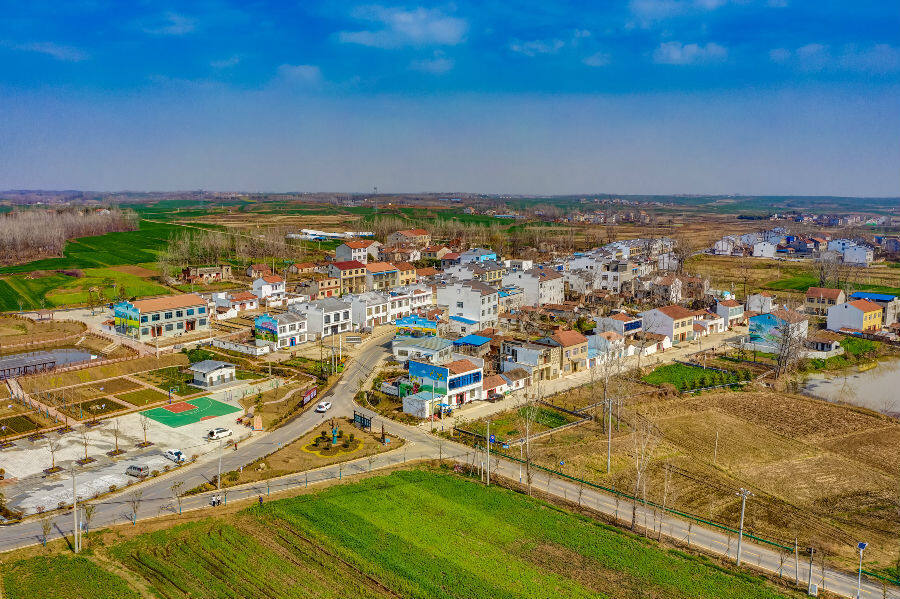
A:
582 51 611 67
768 47 791 62
276 64 323 86
410 51 454 74
769 43 900 73
10 41 89 62
653 41 727 64
337 6 467 49
142 12 196 36
509 39 565 57
629 0 722 22
211 55 241 69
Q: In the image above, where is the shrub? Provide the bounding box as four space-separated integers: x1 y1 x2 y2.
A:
151 470 160 477
108 485 117 493
349 433 355 442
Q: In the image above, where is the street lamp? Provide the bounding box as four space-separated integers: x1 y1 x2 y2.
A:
735 488 753 566
857 541 868 599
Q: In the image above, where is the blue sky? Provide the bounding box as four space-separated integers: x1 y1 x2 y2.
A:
1 1 898 196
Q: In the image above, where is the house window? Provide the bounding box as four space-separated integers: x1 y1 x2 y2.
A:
140 315 148 323
187 309 195 316
198 307 205 314
176 310 183 317
164 312 172 319
199 318 207 326
177 322 184 329
141 327 149 335
151 314 160 322
165 324 174 331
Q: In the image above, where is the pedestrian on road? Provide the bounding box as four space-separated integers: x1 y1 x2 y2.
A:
233 440 238 451
258 495 263 507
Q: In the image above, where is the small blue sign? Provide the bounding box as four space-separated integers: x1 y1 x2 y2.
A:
502 443 509 449
489 434 495 443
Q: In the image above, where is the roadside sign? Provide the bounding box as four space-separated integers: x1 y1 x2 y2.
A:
858 542 868 550
302 386 318 406
489 434 495 443
502 443 509 449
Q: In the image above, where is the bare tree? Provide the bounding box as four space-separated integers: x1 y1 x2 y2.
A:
139 413 151 447
596 346 624 474
79 426 91 461
128 490 143 525
171 481 184 515
111 420 121 454
82 502 96 536
773 310 807 379
518 379 544 497
40 513 53 546
46 436 61 471
629 414 658 531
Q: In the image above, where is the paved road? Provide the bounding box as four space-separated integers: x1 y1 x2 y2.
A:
0 333 894 598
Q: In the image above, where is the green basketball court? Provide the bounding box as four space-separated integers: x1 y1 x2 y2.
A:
142 396 241 428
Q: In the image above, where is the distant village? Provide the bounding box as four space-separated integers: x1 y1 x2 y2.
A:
105 222 900 419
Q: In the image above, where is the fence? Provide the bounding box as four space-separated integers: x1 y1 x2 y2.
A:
488 448 900 589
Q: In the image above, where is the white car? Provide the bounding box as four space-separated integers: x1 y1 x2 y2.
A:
207 427 232 440
164 449 186 463
315 401 332 413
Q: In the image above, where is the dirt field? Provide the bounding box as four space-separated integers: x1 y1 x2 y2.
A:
0 316 85 348
525 388 900 572
110 264 158 277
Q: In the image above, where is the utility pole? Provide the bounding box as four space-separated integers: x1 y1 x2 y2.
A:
857 541 868 599
735 488 753 566
71 468 80 553
486 419 491 486
807 547 816 593
606 395 612 474
217 439 223 490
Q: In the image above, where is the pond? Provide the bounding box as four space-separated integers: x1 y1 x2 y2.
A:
0 348 97 379
803 358 900 415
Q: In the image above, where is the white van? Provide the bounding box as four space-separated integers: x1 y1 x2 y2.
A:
126 465 149 478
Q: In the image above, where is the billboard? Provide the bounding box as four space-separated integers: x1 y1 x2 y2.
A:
409 360 448 396
254 314 279 342
113 301 139 336
396 315 438 336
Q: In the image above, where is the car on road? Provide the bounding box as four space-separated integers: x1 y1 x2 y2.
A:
126 464 149 478
315 401 332 413
164 449 186 463
207 427 232 440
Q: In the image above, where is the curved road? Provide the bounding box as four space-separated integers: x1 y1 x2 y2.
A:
0 334 894 598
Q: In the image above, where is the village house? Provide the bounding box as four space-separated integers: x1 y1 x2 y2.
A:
387 228 431 247
327 260 367 295
827 299 883 333
715 299 745 329
181 264 232 284
805 287 845 315
335 240 381 264
365 262 400 291
640 305 695 344
113 294 209 342
287 262 318 276
252 274 286 300
536 329 589 374
246 264 272 278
